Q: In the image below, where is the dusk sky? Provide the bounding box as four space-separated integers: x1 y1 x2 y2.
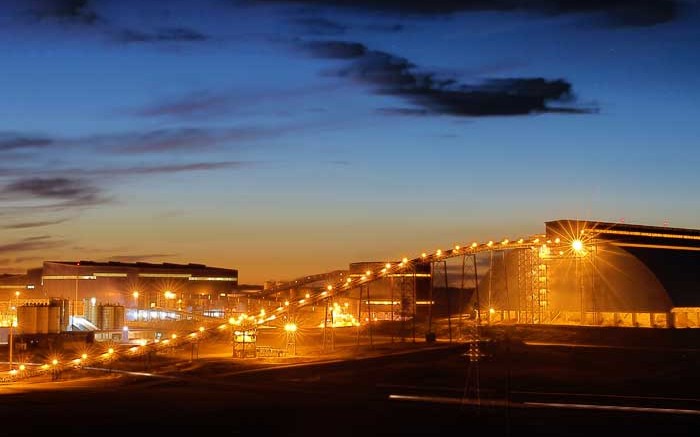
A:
1 0 699 283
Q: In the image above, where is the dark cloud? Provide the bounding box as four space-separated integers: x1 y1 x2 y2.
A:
293 17 347 35
115 27 209 43
305 41 593 116
254 0 679 26
0 132 53 151
105 254 179 263
29 0 99 25
0 235 67 254
2 218 69 229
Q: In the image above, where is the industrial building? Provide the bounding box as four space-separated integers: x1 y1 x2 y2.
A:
480 219 700 328
0 261 238 338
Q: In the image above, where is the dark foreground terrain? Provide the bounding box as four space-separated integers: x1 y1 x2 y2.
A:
1 325 699 436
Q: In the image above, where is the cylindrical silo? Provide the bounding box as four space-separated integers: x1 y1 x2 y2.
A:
36 305 49 334
86 299 98 325
17 305 37 335
113 305 125 329
100 305 115 330
48 305 61 334
50 298 69 332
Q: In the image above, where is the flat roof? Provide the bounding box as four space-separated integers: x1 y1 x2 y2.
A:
46 260 233 270
546 219 700 238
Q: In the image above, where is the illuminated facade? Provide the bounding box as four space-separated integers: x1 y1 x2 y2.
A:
40 261 238 316
481 219 700 328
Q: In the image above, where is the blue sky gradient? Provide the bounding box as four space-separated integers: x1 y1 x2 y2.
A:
1 0 699 282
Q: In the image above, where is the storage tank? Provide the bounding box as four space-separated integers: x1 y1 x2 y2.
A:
17 305 37 335
100 305 115 330
36 305 49 334
48 305 61 334
113 305 125 329
86 299 98 325
50 298 69 332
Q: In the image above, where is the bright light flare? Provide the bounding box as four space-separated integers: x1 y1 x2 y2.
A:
284 322 298 333
572 239 584 252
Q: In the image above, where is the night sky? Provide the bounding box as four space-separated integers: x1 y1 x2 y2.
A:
1 0 699 283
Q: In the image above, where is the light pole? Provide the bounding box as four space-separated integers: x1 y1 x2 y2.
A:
73 262 80 331
132 291 139 320
284 322 297 356
9 291 20 371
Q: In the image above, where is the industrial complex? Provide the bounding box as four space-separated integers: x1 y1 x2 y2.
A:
1 218 699 358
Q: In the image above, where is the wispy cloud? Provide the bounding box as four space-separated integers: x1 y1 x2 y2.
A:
305 41 594 116
0 132 54 151
2 218 69 229
115 27 209 44
89 161 252 175
0 160 253 180
79 126 291 153
134 93 235 119
254 0 680 27
1 176 110 209
132 85 342 120
0 124 292 157
0 235 67 254
3 177 94 199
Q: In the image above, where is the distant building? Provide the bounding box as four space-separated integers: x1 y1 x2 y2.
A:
39 261 238 314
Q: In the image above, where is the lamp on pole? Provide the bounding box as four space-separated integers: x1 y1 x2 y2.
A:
132 291 139 320
9 291 19 372
73 261 80 331
284 322 297 356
